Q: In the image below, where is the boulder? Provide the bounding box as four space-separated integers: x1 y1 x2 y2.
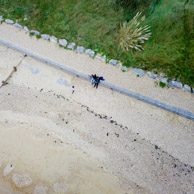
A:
5 19 14 25
59 39 68 47
30 30 40 36
0 16 3 22
24 26 29 33
160 78 168 85
67 42 76 50
109 59 118 66
119 63 128 71
85 49 95 57
13 23 23 29
169 81 182 89
50 36 57 43
76 46 85 54
12 173 32 188
147 72 157 79
183 84 191 92
41 34 50 40
133 68 145 77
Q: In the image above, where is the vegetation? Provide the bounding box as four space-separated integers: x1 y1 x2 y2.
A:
0 0 193 87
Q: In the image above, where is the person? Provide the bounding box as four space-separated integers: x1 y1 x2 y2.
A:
94 77 100 89
72 86 75 94
91 74 96 85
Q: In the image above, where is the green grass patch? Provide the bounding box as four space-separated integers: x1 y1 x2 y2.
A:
0 0 193 87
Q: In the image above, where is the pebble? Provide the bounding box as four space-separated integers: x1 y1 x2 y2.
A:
0 15 4 22
24 26 29 33
12 173 32 188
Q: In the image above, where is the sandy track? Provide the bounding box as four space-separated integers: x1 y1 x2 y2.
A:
0 24 194 194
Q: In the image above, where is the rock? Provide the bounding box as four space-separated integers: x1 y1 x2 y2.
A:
101 55 106 63
41 34 50 40
50 36 57 43
5 19 14 25
24 26 29 33
59 39 68 47
34 185 48 194
53 183 68 193
3 164 14 176
169 81 182 89
119 63 128 71
30 30 40 36
85 49 95 57
133 68 145 77
76 46 85 54
23 17 27 21
12 173 32 188
95 54 101 60
13 23 23 29
0 16 3 22
109 59 118 66
147 72 157 79
183 84 191 92
67 42 76 50
160 78 168 85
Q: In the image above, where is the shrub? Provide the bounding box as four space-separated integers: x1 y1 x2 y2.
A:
118 12 151 52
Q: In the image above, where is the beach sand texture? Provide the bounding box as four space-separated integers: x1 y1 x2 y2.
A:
0 23 194 193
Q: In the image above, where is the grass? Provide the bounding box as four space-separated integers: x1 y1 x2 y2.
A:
0 0 193 87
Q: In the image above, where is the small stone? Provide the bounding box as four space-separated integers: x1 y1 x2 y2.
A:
34 185 48 194
59 39 68 47
155 145 159 149
85 49 95 57
13 23 23 29
101 55 106 63
30 30 40 36
23 17 27 21
183 84 191 92
94 54 101 60
0 16 3 22
12 173 32 188
169 81 182 89
160 78 168 85
5 19 14 25
67 42 76 50
133 68 145 77
50 36 57 43
53 183 68 193
3 164 14 176
24 26 29 33
109 59 118 66
76 46 85 54
41 34 50 40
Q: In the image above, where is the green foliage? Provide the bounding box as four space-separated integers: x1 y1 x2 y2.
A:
0 0 193 86
118 12 151 52
159 81 166 88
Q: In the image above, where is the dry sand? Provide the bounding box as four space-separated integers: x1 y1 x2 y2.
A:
0 23 194 193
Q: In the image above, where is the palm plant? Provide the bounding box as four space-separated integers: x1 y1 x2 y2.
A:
118 12 151 52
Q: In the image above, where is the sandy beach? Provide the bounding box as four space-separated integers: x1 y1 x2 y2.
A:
0 23 194 193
